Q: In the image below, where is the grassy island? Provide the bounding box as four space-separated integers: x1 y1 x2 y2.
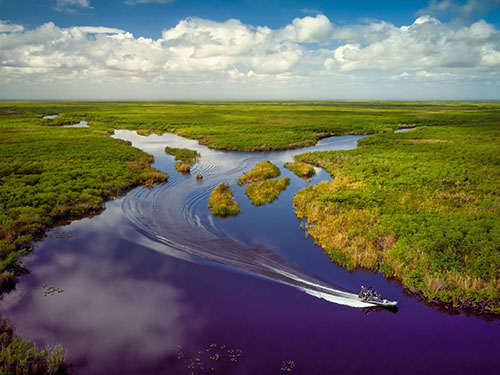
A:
284 161 316 180
237 161 280 185
245 177 290 206
165 147 199 173
208 183 241 217
293 121 500 314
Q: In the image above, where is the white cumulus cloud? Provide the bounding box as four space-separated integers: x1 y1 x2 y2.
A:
71 26 125 34
325 16 500 73
0 20 24 33
0 14 499 99
282 14 334 43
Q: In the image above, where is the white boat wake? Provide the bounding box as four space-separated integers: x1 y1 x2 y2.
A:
115 130 376 309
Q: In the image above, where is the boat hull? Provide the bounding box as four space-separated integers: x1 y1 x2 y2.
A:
362 299 398 307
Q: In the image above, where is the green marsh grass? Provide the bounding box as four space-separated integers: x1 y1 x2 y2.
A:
284 161 316 180
208 183 241 217
0 318 70 375
245 177 290 206
293 122 500 313
0 117 167 293
237 161 280 185
1 100 499 315
165 147 199 173
3 101 497 366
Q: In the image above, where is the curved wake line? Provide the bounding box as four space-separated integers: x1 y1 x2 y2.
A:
123 190 374 309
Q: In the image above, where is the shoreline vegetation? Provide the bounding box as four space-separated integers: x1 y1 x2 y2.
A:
0 104 169 373
0 117 168 294
0 101 498 368
245 177 290 206
238 161 280 185
293 122 500 314
208 183 241 216
164 146 200 173
0 318 69 375
284 161 316 180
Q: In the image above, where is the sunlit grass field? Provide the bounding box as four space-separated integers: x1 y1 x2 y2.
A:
284 161 316 180
4 101 499 151
165 146 200 173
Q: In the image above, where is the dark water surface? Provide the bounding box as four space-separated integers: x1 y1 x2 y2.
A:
1 131 499 375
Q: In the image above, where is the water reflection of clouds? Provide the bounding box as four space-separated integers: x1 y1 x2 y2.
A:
1 198 203 374
5 251 199 374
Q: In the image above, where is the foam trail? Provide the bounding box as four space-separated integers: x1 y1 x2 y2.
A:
123 202 374 309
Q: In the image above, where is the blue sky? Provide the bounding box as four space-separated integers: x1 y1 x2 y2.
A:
1 0 500 99
1 1 443 37
3 0 500 38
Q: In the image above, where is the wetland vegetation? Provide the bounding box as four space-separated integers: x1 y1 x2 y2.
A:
164 146 199 173
2 101 464 152
245 178 290 206
284 161 316 180
0 101 499 370
0 318 69 375
293 121 500 313
0 113 167 294
237 161 280 185
1 102 499 314
208 183 241 217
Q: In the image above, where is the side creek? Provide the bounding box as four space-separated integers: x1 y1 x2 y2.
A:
1 129 499 375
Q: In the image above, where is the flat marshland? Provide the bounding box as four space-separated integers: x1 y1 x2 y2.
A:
1 101 499 312
0 101 499 372
294 123 500 313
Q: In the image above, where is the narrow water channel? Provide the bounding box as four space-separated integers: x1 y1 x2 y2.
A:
1 130 498 375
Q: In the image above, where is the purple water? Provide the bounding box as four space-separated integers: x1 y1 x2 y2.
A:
1 131 498 375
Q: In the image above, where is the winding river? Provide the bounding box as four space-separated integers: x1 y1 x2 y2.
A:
1 130 499 375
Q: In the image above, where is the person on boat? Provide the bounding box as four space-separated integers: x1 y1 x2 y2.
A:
359 286 381 301
359 285 366 298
